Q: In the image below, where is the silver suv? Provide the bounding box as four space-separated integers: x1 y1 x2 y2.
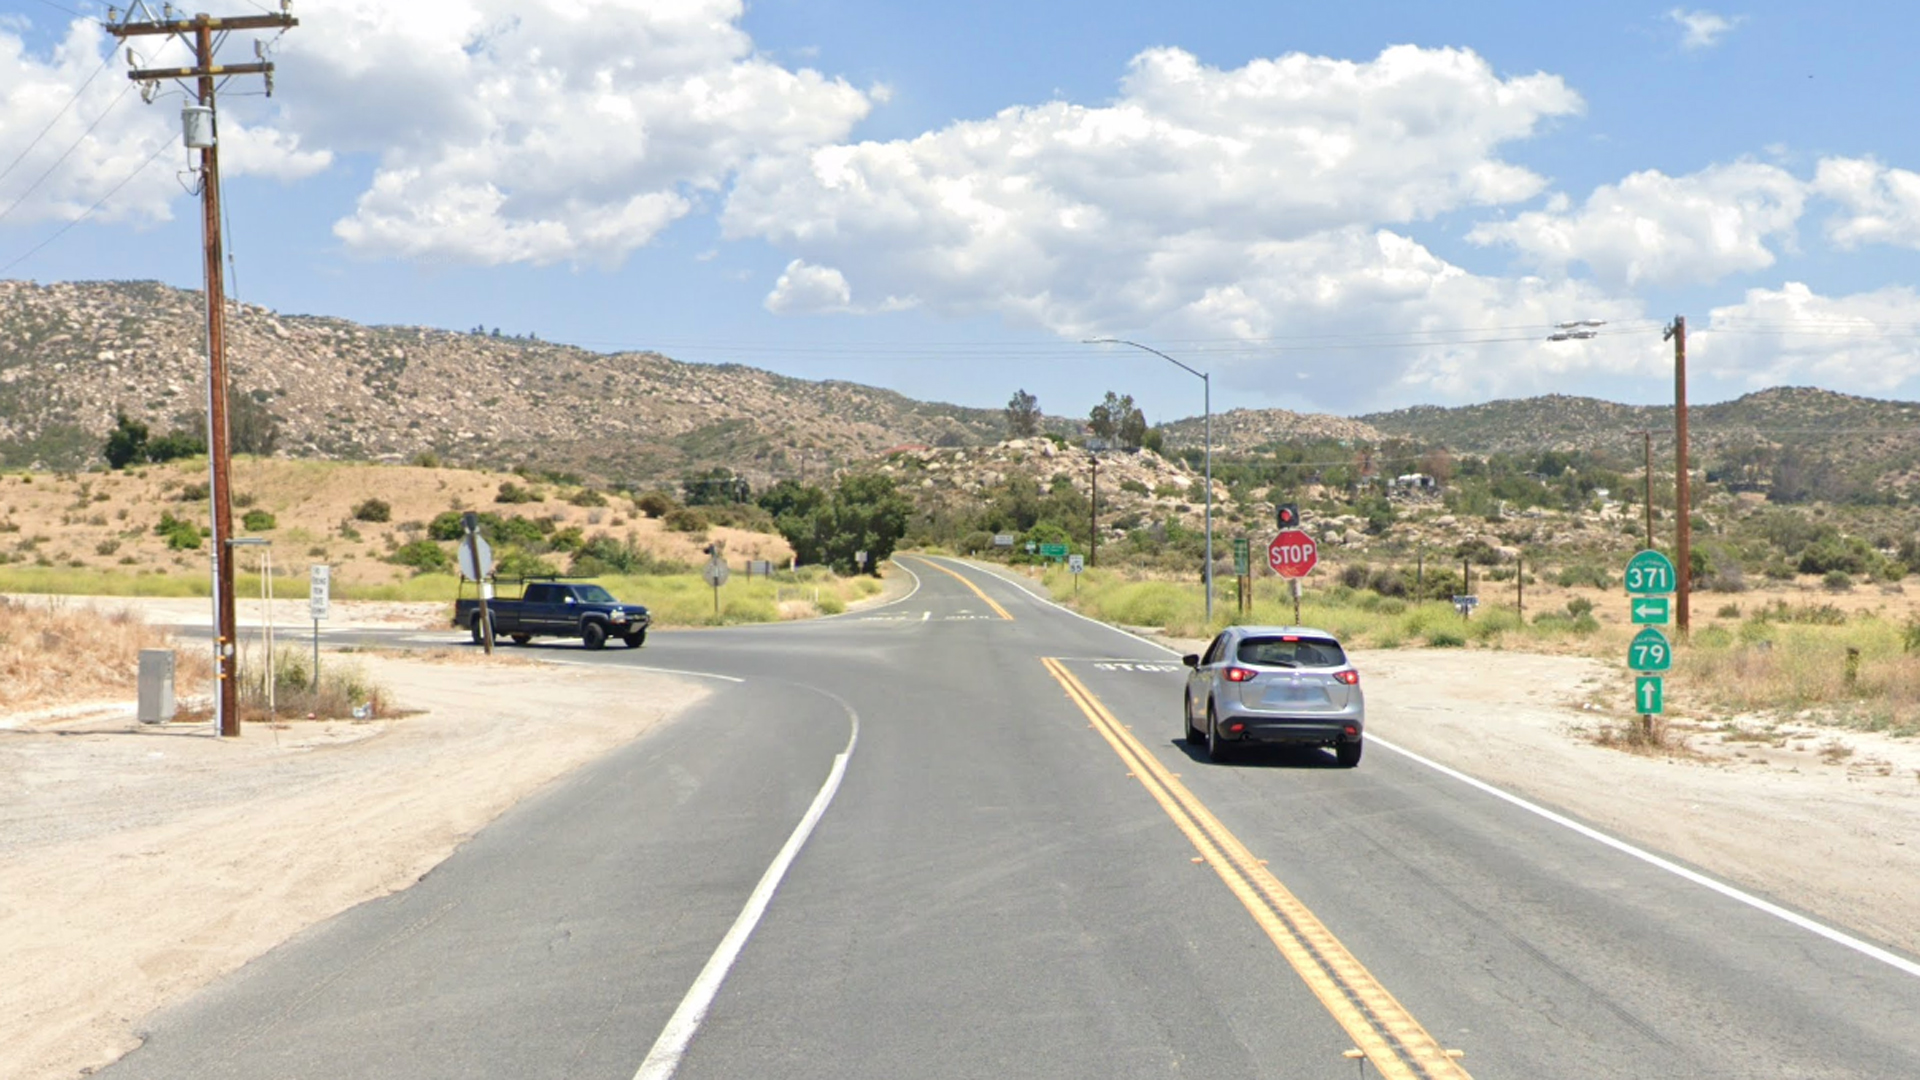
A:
1181 626 1365 766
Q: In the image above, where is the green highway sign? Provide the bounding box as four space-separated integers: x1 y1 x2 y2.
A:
1630 597 1670 625
1635 676 1664 715
1039 543 1069 559
1628 627 1672 672
1232 537 1250 576
1624 549 1677 595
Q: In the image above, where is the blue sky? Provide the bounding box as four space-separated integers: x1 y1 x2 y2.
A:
4 0 1920 428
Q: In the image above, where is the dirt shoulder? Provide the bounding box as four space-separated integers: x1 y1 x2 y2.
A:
0 651 709 1080
1162 633 1920 959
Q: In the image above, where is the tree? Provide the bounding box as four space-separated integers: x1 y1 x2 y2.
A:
103 411 148 469
1118 404 1148 451
765 475 910 574
1088 391 1135 445
230 391 280 456
1005 389 1041 437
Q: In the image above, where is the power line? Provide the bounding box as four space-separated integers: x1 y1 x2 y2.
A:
0 78 136 228
0 46 117 190
0 135 171 275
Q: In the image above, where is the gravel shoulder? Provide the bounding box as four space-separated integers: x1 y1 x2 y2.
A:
1163 634 1920 964
0 650 708 1080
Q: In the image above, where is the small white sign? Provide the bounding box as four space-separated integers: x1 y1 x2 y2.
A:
309 564 331 621
1068 554 1085 574
456 536 495 581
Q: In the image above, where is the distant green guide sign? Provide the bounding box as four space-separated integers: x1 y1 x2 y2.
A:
1628 627 1672 672
1232 537 1250 576
1039 543 1069 559
1635 675 1664 715
1630 597 1670 625
1624 549 1677 595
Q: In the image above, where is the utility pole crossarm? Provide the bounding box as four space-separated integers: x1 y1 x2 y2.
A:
105 14 298 37
128 61 272 81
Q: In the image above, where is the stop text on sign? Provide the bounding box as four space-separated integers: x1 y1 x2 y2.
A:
1268 529 1318 578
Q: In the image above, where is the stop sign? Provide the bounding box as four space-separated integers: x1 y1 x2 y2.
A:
1268 529 1318 578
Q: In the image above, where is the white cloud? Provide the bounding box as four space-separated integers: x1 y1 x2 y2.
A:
1668 9 1742 50
724 44 1586 405
1811 156 1920 249
0 18 329 229
1695 282 1920 393
275 0 871 267
765 259 852 313
1468 161 1805 286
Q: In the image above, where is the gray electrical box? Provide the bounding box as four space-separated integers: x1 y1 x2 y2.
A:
137 649 176 725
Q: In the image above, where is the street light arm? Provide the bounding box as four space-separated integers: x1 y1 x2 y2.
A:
1082 337 1208 381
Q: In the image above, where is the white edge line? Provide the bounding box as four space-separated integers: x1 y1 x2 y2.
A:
1369 735 1920 980
633 703 860 1080
539 659 746 684
937 555 1920 981
686 559 925 630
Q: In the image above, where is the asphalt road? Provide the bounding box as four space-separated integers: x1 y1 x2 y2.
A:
106 557 1920 1078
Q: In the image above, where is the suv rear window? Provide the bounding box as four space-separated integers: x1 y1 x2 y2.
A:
1237 636 1346 668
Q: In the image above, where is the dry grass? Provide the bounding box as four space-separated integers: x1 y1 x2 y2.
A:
0 460 792 590
0 595 210 712
235 644 390 723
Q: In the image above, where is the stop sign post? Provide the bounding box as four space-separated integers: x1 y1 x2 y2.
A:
1268 529 1317 624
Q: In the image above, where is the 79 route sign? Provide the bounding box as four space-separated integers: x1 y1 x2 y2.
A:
1628 627 1672 672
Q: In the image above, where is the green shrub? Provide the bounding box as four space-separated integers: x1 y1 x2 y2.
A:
663 507 709 533
388 539 451 574
634 490 677 518
1566 597 1594 617
1427 630 1466 648
241 508 277 531
567 487 608 507
1556 564 1610 589
496 481 542 504
154 510 202 550
352 498 391 523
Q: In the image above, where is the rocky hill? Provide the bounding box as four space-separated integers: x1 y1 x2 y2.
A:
1362 388 1920 467
1156 406 1384 452
0 280 1068 485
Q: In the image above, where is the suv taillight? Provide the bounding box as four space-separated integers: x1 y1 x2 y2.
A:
1334 670 1359 686
1225 667 1257 683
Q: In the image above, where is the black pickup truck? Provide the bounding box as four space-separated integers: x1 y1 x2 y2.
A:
454 581 651 649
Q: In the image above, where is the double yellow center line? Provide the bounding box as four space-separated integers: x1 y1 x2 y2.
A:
903 556 1012 620
1041 657 1471 1080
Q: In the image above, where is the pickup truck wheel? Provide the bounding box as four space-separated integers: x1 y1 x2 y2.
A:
469 614 485 645
623 629 646 649
510 633 531 646
582 622 608 650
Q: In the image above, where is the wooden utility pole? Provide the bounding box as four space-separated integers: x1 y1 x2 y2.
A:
110 7 296 736
1666 316 1691 637
1642 431 1654 550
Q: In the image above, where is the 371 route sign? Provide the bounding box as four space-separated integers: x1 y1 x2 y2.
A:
1268 529 1317 578
1625 549 1677 595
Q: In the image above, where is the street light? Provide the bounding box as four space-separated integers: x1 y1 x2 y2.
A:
1082 338 1214 624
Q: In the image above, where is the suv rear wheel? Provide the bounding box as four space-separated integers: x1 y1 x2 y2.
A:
1205 701 1231 763
1336 739 1363 768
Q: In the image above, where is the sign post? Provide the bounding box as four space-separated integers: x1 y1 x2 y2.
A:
308 564 329 691
1068 553 1084 594
459 512 495 654
1624 549 1677 736
703 555 730 615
